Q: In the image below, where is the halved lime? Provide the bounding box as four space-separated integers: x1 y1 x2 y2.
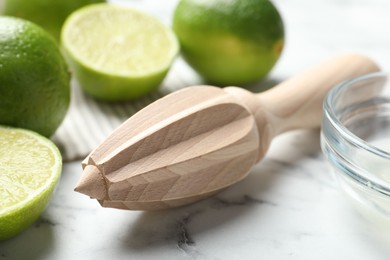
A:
0 126 62 240
61 3 179 101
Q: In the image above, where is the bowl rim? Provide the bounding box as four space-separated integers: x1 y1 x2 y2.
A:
323 71 390 196
324 71 390 159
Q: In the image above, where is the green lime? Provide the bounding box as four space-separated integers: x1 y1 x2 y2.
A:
0 126 62 241
61 3 179 101
173 0 284 86
4 0 105 41
0 17 70 137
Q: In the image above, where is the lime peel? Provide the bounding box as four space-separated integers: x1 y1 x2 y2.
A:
173 0 284 86
0 17 70 137
4 0 105 40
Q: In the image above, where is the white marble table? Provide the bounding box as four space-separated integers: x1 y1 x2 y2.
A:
2 0 390 259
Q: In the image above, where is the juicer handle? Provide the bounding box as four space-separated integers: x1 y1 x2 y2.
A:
256 53 380 137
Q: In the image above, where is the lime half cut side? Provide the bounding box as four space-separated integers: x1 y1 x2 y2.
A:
0 126 62 240
61 3 179 101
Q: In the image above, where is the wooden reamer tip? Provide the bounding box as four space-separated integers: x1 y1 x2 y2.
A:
75 165 107 200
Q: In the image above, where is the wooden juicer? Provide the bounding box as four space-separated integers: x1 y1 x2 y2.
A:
75 54 380 210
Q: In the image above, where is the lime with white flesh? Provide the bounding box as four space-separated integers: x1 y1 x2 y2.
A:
61 3 179 101
0 126 62 240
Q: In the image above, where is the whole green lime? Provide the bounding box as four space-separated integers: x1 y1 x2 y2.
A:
173 0 284 86
4 0 105 40
0 17 70 137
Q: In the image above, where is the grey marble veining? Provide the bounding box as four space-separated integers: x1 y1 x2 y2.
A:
2 0 390 259
2 130 390 260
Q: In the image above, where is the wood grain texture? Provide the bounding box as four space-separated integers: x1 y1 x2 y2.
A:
75 53 380 210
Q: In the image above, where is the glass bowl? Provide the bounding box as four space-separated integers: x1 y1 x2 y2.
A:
321 72 390 223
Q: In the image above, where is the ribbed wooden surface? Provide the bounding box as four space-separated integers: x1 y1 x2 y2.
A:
52 58 202 161
75 54 380 210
